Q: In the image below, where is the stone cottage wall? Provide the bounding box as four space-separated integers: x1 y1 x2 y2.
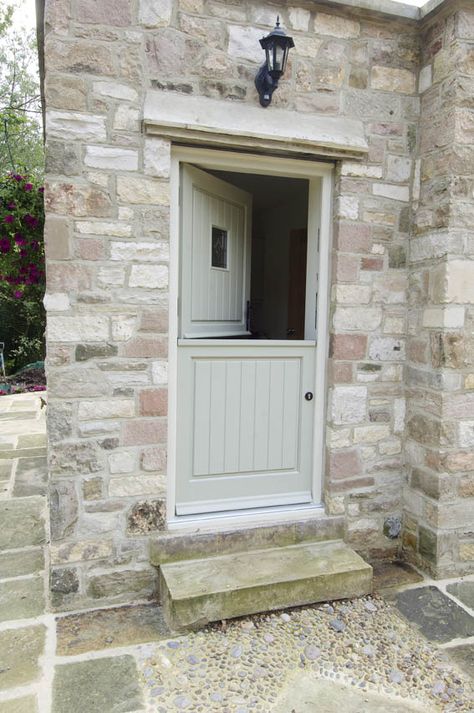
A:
403 3 474 576
42 0 465 611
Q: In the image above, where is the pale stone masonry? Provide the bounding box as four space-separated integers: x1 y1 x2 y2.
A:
41 0 474 609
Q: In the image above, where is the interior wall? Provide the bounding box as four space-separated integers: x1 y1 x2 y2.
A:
208 169 308 339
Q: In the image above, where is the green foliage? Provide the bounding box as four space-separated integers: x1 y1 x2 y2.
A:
0 173 45 373
0 1 44 178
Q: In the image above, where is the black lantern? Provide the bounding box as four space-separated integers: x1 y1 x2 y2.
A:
255 17 294 107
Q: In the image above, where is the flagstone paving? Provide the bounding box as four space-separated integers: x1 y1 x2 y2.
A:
0 392 473 712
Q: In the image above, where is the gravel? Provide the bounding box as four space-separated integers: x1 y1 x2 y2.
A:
137 595 474 712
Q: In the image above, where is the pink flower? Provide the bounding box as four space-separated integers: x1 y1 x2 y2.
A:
0 238 10 253
13 290 23 299
4 214 14 224
38 186 44 193
7 201 16 210
14 233 26 246
24 183 33 192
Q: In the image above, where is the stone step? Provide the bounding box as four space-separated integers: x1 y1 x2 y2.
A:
159 540 372 630
150 514 344 565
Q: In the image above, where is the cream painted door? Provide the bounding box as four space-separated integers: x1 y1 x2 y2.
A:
177 166 316 516
180 165 252 338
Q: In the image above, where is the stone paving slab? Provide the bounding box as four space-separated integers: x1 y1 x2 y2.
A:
0 626 46 690
446 581 474 610
56 603 171 656
0 576 45 622
273 675 430 712
12 456 48 497
393 586 474 643
52 656 144 713
446 644 474 679
0 549 44 579
0 498 45 551
0 697 38 713
372 561 424 592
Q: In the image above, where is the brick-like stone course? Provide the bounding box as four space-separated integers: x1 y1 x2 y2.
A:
43 0 474 608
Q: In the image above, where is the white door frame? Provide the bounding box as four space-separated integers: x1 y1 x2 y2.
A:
167 146 334 531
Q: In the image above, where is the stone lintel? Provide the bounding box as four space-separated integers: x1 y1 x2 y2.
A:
144 91 368 160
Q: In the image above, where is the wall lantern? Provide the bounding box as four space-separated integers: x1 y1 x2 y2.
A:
255 16 294 108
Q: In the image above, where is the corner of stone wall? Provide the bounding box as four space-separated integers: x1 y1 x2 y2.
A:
403 1 474 578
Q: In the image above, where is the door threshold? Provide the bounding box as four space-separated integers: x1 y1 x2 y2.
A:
167 503 326 534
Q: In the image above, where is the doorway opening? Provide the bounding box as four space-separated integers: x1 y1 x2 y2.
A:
170 148 331 521
206 170 309 340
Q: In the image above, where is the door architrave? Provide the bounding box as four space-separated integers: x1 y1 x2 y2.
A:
167 146 334 529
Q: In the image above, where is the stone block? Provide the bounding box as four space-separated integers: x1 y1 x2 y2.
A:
419 64 432 93
139 388 167 416
139 0 172 27
386 155 411 183
47 111 106 142
110 241 169 262
129 264 168 289
369 337 405 361
108 450 135 475
331 386 367 425
117 176 169 205
78 399 135 421
430 332 464 369
75 344 117 361
341 163 382 179
0 577 45 622
314 13 359 39
84 146 138 171
112 105 139 132
75 220 132 237
330 334 367 360
46 140 81 176
151 360 168 384
45 181 113 218
87 569 155 599
288 7 310 31
55 604 170 656
333 285 371 304
109 476 165 497
372 184 409 202
122 419 167 446
371 66 415 94
160 540 371 629
52 656 143 713
144 138 171 178
50 539 113 565
333 308 382 331
422 307 465 329
353 425 391 443
50 481 78 540
0 498 45 551
328 450 360 479
46 74 87 111
50 442 102 476
337 196 359 220
127 499 166 533
44 215 71 260
46 38 115 75
141 446 167 471
227 26 263 63
47 315 109 342
92 81 138 102
83 477 103 500
121 336 167 358
75 0 132 25
0 626 45 691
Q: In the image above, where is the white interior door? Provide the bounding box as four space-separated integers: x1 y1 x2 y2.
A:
180 165 252 338
176 164 316 516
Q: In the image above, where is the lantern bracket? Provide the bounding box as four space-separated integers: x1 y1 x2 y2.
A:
255 63 278 108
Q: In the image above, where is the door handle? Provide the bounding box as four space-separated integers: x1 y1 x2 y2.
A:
305 392 313 401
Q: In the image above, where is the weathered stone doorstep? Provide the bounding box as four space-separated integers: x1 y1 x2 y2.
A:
159 539 372 630
150 514 345 565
